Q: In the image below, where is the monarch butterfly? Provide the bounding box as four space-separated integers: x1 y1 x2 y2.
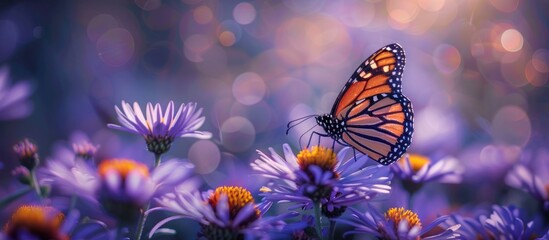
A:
288 43 414 165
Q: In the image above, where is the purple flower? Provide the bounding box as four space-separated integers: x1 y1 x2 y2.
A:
339 205 461 240
0 66 33 120
444 205 543 240
506 164 549 211
41 156 197 222
153 186 295 239
392 154 463 184
391 154 463 197
1 205 79 240
13 138 39 170
251 144 391 218
107 101 211 156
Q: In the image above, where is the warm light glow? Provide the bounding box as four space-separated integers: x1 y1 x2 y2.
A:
501 29 523 52
219 31 236 46
193 6 214 24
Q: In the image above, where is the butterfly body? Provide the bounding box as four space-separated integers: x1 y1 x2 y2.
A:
315 43 414 166
315 114 345 141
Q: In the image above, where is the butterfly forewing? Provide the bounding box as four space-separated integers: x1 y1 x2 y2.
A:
331 43 406 119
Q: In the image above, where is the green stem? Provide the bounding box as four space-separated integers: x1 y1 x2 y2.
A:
329 219 336 240
29 169 42 198
313 202 323 240
408 192 414 210
154 154 162 168
135 204 150 240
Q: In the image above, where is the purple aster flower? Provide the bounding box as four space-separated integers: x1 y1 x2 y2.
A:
444 205 544 240
506 164 549 212
152 186 296 239
13 138 39 171
41 156 197 223
107 101 211 157
251 144 392 217
1 205 79 240
70 133 99 161
391 154 463 198
0 66 33 121
339 205 461 240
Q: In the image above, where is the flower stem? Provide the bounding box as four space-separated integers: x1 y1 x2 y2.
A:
408 192 414 210
135 204 150 240
29 169 42 198
154 154 162 168
329 219 336 240
313 202 323 240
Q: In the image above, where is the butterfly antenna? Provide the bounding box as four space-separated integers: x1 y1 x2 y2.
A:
286 115 316 135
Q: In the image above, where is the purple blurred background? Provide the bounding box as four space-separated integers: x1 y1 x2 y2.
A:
1 0 548 209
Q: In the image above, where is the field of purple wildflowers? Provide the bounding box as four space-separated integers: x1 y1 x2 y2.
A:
1 1 549 239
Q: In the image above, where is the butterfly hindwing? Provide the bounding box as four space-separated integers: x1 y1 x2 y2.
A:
340 93 413 165
332 43 406 119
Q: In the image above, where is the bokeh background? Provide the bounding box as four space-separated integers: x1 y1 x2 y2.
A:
1 0 548 237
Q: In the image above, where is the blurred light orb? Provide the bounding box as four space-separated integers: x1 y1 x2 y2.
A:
135 0 161 11
188 140 221 174
96 28 135 67
220 116 256 152
525 60 548 86
418 0 444 12
500 28 523 52
532 49 549 73
491 105 531 147
233 2 256 25
193 6 214 24
87 14 119 42
0 20 18 61
387 0 419 24
219 31 236 46
217 20 242 46
489 0 519 12
433 44 461 74
232 72 266 105
184 34 214 63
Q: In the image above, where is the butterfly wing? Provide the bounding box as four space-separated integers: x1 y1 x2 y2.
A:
331 43 405 119
340 93 413 165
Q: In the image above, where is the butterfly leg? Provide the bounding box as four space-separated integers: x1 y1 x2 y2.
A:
306 131 330 149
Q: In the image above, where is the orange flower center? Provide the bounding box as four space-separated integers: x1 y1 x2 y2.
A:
3 205 67 240
208 186 259 220
296 146 338 174
385 207 422 229
399 154 430 172
98 159 150 179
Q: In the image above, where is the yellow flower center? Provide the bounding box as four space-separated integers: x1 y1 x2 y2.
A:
385 207 422 229
98 159 150 179
3 205 67 240
296 146 338 173
208 186 259 220
399 154 430 172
